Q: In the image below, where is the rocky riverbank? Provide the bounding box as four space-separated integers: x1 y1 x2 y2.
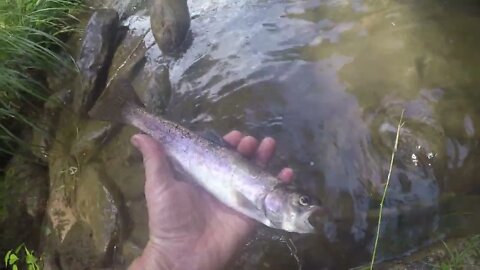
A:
1 0 189 268
2 0 480 269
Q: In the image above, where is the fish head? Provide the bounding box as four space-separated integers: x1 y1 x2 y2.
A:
264 185 328 233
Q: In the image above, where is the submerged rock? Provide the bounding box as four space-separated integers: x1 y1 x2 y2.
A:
45 89 74 114
71 120 120 164
0 155 49 255
31 124 53 163
75 163 124 266
85 0 147 18
73 9 120 115
45 155 125 268
58 221 98 270
2 156 49 221
100 127 145 201
144 65 172 115
47 154 79 242
36 2 187 268
31 89 73 163
150 0 191 54
127 200 148 248
44 111 127 268
122 240 143 267
46 60 77 96
376 236 480 270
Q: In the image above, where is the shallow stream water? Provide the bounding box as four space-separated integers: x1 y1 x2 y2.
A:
87 0 480 268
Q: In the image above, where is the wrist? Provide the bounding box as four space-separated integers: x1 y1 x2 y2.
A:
129 241 171 270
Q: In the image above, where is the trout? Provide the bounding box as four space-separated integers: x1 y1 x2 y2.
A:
89 79 327 233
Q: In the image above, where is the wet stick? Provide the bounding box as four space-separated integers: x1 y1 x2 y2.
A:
370 110 404 269
106 29 153 88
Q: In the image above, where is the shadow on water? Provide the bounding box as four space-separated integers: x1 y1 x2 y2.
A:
85 0 480 268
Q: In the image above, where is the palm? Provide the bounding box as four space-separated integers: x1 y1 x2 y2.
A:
147 180 253 268
130 131 294 270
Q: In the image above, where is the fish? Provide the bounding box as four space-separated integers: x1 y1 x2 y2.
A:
88 79 328 233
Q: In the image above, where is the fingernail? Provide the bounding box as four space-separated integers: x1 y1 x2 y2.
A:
131 135 141 149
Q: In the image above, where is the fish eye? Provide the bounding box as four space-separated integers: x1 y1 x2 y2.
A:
298 195 311 206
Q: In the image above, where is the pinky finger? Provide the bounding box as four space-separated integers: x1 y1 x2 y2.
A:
277 168 294 183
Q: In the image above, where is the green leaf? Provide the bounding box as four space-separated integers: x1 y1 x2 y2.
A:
12 264 18 270
26 253 37 264
14 244 24 254
4 250 12 266
8 253 19 265
24 246 32 256
0 0 82 151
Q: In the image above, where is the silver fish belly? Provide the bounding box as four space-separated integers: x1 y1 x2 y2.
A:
88 78 323 233
128 107 279 227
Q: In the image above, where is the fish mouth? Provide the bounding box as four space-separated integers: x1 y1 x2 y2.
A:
296 206 327 233
305 206 330 231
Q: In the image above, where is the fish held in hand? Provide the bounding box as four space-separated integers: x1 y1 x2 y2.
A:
88 79 328 233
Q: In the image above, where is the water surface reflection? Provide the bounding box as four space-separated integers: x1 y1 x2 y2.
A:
121 0 480 267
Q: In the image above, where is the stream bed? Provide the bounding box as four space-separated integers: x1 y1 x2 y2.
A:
36 0 480 269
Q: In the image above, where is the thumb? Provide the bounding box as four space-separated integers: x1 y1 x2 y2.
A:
131 134 175 192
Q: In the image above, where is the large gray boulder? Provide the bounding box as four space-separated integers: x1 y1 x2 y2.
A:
150 0 190 54
73 9 120 115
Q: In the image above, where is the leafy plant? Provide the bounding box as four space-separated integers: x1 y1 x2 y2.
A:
0 0 82 232
0 0 82 156
4 244 40 270
436 236 480 269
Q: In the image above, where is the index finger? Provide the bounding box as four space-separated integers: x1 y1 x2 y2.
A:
223 130 243 147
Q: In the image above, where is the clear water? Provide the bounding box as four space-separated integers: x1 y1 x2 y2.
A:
106 0 480 268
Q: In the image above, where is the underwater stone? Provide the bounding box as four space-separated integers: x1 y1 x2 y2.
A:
144 65 172 116
127 199 148 248
58 221 98 270
0 155 49 253
3 155 48 219
100 127 146 201
31 90 73 163
150 0 190 54
122 240 144 266
46 66 76 95
47 155 78 242
84 0 147 18
73 9 120 116
75 163 124 266
30 120 53 164
45 89 73 114
70 120 119 164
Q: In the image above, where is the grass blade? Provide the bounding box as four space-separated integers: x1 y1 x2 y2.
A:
370 110 405 269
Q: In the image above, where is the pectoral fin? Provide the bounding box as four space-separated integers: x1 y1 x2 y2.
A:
233 191 272 227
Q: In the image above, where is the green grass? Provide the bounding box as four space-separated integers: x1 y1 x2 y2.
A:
0 0 82 259
0 0 83 229
436 236 480 269
0 0 82 157
4 243 40 270
370 110 404 269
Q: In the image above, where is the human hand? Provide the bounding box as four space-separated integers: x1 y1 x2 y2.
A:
128 131 294 270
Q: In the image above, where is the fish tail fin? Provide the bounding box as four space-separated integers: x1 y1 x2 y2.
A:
88 79 143 124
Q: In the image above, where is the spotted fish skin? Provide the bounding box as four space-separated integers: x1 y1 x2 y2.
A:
89 79 325 233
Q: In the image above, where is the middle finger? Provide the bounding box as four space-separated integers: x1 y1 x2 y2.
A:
255 137 276 167
237 136 259 157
